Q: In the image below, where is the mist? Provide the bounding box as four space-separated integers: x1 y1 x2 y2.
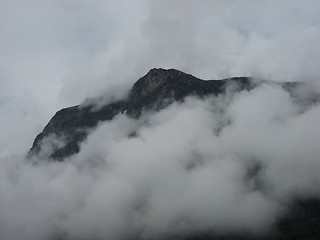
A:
0 0 320 240
1 83 319 239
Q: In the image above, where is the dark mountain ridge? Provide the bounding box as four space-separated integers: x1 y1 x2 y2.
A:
27 68 320 240
28 68 256 160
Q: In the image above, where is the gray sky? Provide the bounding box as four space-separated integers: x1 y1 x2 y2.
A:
0 1 320 239
0 0 319 154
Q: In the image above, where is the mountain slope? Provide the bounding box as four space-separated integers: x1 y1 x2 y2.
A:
28 68 294 160
28 69 255 160
27 68 320 240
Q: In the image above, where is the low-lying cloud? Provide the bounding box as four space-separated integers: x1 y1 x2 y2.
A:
0 0 320 239
1 83 319 240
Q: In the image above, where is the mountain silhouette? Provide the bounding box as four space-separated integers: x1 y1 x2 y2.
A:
28 68 320 240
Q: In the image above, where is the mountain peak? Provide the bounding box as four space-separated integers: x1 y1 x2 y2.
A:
147 67 187 76
26 68 320 240
129 68 196 99
28 68 283 160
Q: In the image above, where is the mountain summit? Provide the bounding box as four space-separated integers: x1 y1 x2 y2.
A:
28 68 255 160
27 68 320 240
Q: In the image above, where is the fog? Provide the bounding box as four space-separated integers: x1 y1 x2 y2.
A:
0 0 320 240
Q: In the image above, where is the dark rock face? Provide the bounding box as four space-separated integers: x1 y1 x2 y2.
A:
28 68 254 160
28 68 320 240
28 101 127 160
276 199 320 240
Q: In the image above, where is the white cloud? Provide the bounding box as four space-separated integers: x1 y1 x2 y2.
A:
0 0 320 239
1 83 320 239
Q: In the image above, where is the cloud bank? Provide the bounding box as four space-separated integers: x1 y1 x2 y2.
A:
1 83 320 239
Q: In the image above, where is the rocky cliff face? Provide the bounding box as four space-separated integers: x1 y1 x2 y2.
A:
27 68 320 240
28 68 255 160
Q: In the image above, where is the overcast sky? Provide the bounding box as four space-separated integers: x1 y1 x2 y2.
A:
0 0 319 155
0 1 320 239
